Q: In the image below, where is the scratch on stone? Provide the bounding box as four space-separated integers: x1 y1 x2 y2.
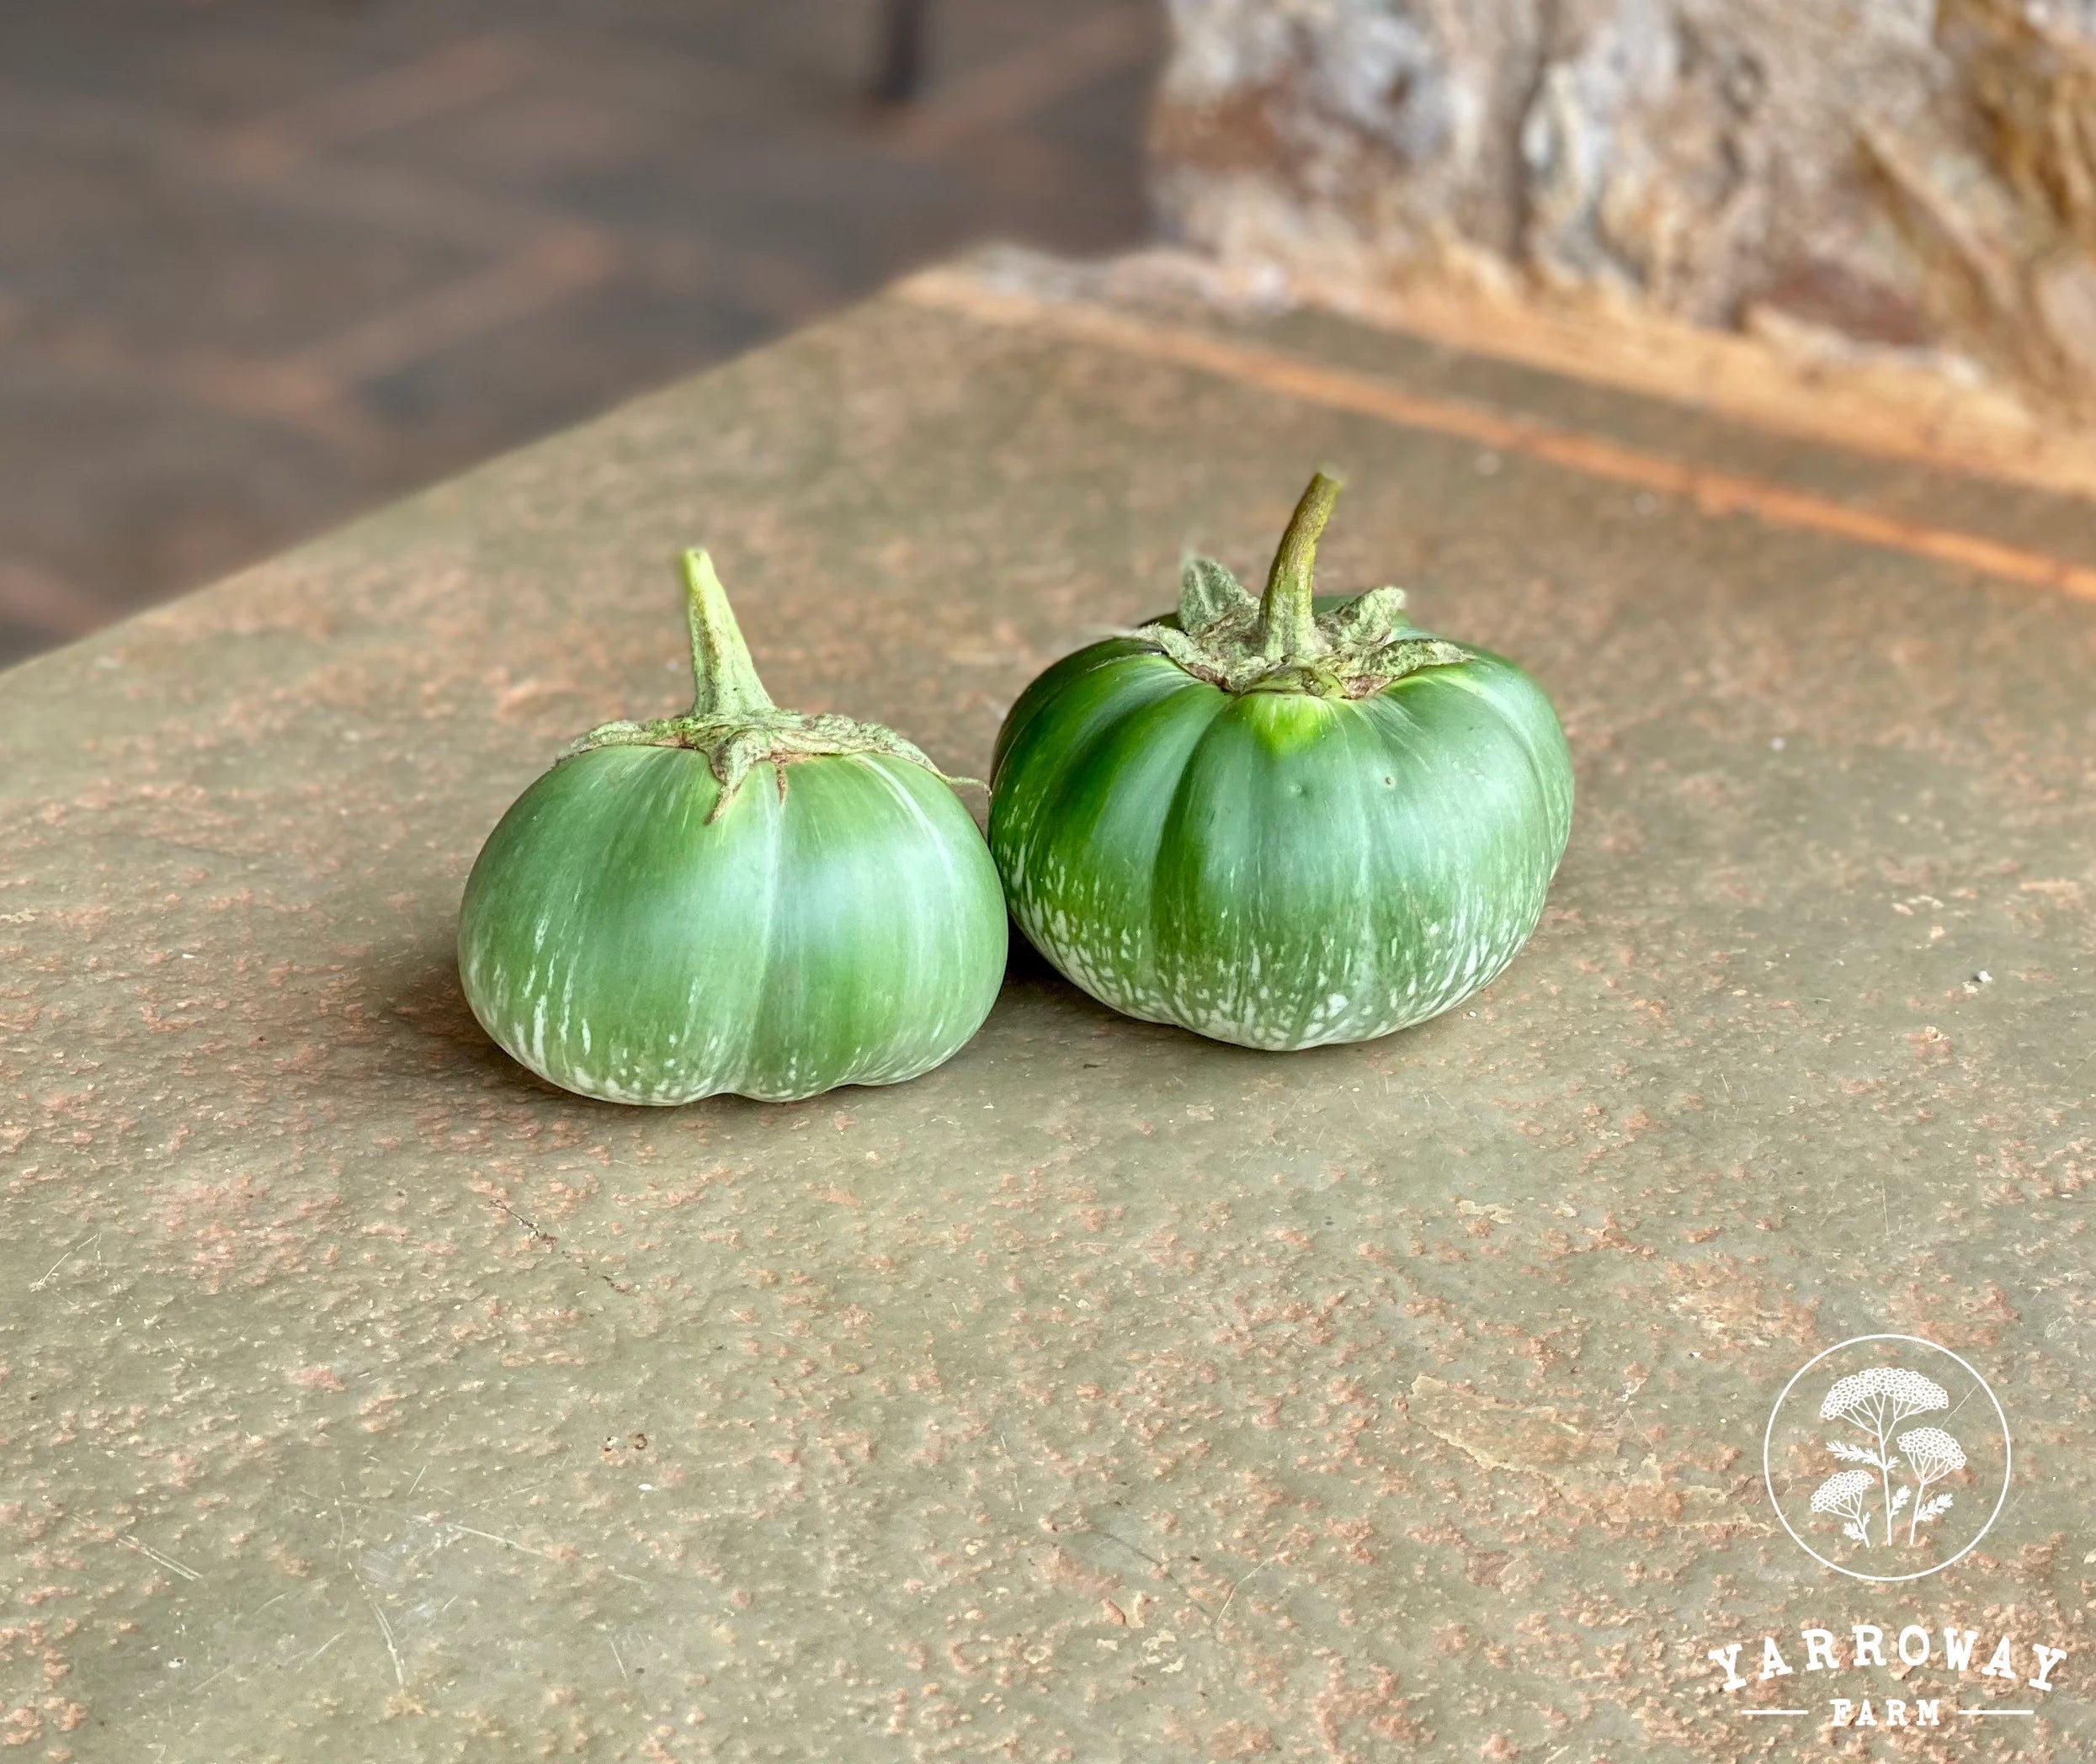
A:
444 1521 561 1559
1406 1375 1764 1532
29 1231 98 1291
1214 1554 1274 1629
360 1581 405 1688
120 1533 202 1581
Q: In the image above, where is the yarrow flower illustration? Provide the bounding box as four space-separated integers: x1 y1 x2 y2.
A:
1807 1364 1962 1550
1897 1426 1966 1545
1810 1469 1877 1545
1818 1366 1950 1546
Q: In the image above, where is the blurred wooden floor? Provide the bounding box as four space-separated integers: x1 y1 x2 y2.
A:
0 0 1160 667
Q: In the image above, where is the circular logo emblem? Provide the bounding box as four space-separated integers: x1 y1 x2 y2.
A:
1764 1334 2010 1582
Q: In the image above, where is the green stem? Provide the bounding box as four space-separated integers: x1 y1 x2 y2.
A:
1258 471 1342 660
683 549 774 720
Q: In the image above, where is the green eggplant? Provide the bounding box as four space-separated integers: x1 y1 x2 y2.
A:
989 474 1572 1051
459 550 1007 1103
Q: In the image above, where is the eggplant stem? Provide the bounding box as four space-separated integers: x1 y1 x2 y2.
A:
684 549 775 720
1258 472 1342 661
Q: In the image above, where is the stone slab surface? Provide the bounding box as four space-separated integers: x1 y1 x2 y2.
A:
2 267 2093 1761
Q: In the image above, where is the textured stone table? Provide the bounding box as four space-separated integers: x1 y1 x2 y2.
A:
3 257 2093 1761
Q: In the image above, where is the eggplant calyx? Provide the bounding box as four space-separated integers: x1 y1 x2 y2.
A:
557 550 978 818
1133 472 1471 699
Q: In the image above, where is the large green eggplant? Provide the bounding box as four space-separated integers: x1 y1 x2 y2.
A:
460 551 1007 1103
989 474 1572 1051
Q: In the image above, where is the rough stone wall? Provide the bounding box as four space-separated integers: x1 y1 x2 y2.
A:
1151 0 2096 412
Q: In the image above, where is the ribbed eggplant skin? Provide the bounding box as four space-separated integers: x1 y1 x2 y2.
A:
459 746 1008 1103
988 625 1572 1051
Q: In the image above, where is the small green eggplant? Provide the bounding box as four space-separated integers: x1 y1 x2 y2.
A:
460 551 1007 1103
988 474 1572 1050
